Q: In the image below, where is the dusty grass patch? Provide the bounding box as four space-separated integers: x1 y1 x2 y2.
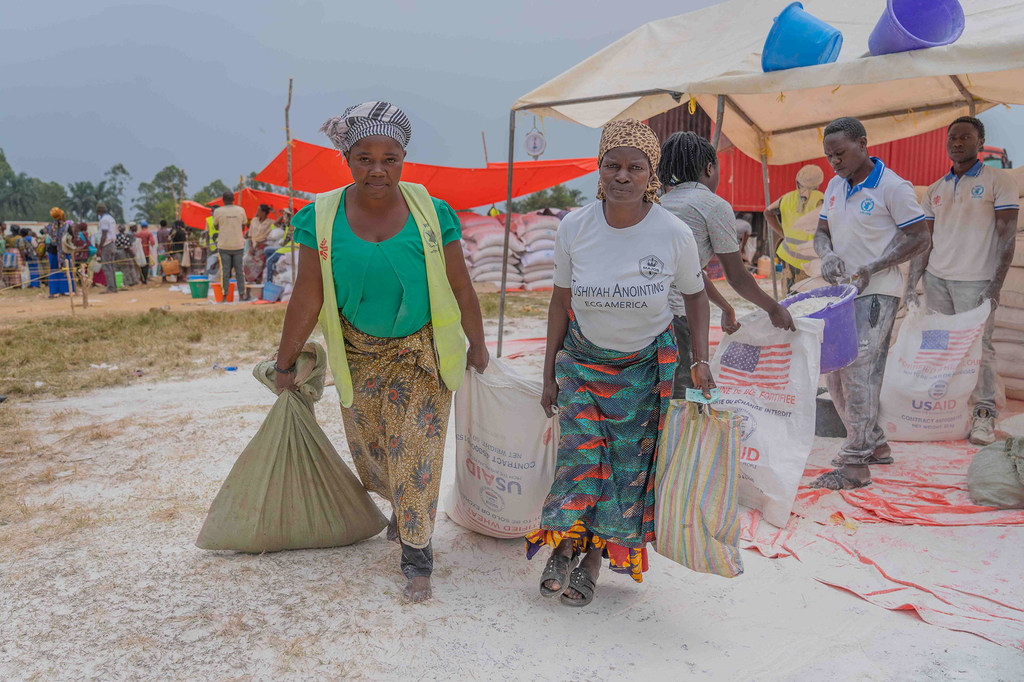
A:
0 307 286 398
477 291 549 319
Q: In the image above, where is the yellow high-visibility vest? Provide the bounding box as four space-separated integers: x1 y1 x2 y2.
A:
314 182 467 406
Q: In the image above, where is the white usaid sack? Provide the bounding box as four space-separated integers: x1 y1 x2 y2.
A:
711 315 824 527
447 357 558 538
879 302 990 441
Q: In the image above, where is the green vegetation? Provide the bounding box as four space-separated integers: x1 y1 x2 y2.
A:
508 184 586 213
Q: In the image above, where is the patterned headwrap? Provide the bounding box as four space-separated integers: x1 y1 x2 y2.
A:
320 101 412 153
596 118 662 204
49 207 65 222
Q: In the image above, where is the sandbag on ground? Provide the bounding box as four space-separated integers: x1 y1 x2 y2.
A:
196 342 387 552
968 437 1024 509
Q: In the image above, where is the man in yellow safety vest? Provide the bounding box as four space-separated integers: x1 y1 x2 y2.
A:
764 164 825 288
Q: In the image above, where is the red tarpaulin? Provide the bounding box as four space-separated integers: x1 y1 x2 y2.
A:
180 200 212 230
254 140 598 210
207 187 311 220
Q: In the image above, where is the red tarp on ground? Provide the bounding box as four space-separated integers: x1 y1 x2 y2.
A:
742 428 1024 651
207 188 311 220
180 200 212 230
254 140 598 210
717 128 950 212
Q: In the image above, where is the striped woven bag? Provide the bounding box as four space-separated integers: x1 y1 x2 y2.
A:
654 400 744 577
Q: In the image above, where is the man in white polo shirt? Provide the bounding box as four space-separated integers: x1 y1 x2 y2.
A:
810 117 931 490
905 116 1019 445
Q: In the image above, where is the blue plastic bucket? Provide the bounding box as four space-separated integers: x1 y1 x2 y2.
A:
868 0 964 56
780 284 858 374
262 281 284 302
762 2 843 72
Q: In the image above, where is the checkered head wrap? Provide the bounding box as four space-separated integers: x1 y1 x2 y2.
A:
320 101 412 153
596 118 662 204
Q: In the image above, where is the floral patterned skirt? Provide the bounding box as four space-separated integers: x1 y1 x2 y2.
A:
339 318 452 549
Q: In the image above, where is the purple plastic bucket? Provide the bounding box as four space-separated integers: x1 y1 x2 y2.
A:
781 284 858 374
762 2 843 72
868 0 965 56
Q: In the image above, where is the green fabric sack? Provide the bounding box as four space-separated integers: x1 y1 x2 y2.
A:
196 342 387 552
967 437 1024 509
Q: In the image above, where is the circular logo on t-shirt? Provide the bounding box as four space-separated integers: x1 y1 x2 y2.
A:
860 198 875 213
639 254 665 280
971 184 985 198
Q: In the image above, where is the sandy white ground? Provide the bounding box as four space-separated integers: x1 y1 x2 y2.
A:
2 319 1022 680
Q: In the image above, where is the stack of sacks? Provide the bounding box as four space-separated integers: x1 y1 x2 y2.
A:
514 212 562 291
459 213 524 289
993 166 1024 400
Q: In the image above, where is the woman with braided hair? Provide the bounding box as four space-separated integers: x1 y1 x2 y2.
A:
526 119 714 606
659 131 795 398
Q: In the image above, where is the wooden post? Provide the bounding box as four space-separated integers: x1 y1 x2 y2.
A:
712 95 726 149
178 168 186 218
65 260 75 317
286 77 295 277
481 131 489 165
80 264 89 309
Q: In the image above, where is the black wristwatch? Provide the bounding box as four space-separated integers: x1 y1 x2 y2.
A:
274 362 296 374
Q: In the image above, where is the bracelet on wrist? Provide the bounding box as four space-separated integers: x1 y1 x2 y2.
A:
274 362 296 374
690 359 710 370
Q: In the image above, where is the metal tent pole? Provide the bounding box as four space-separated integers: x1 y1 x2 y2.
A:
496 109 516 358
760 146 779 301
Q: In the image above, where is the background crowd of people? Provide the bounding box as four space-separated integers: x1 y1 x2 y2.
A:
0 195 295 301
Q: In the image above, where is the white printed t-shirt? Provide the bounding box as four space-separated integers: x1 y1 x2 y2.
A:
923 160 1020 282
820 158 925 298
553 201 704 352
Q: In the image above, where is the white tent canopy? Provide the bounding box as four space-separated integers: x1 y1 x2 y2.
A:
513 0 1024 165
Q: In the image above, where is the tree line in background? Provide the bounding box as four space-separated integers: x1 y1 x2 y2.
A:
0 148 309 224
0 146 586 224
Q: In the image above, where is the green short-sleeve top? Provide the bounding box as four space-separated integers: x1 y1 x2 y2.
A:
292 189 462 338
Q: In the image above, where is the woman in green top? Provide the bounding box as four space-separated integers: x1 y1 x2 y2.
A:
274 101 488 603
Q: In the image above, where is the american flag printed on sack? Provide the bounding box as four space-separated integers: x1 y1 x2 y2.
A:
917 329 980 364
717 342 791 390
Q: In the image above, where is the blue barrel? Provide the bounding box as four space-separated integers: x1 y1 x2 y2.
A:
762 2 843 72
781 284 858 374
868 0 965 56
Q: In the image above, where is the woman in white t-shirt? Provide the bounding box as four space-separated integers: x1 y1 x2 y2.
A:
525 119 714 607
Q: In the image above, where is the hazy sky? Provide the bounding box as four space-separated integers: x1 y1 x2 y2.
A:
2 0 1022 208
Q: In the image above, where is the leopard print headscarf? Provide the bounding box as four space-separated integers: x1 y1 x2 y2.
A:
596 118 662 204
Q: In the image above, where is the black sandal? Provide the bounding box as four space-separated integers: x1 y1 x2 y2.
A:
809 469 871 491
559 566 596 607
539 553 578 597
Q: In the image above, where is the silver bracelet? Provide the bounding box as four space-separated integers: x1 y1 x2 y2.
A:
690 360 710 370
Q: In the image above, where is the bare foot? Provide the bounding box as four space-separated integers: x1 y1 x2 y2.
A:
403 576 431 603
386 513 399 544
